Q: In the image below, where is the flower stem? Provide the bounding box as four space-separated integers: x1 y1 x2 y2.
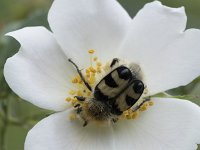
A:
0 100 8 150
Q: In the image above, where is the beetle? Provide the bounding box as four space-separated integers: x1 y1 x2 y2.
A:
68 58 145 126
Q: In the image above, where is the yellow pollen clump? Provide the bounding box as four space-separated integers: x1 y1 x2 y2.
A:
122 99 155 121
86 74 90 78
88 49 95 54
72 78 78 83
96 67 102 73
88 76 96 85
139 103 148 112
89 67 96 73
96 62 102 66
86 69 90 74
93 57 98 61
78 79 83 84
71 98 78 106
77 90 83 96
131 112 138 119
126 114 132 120
148 101 154 106
65 97 71 102
123 109 139 120
69 90 76 95
91 72 96 77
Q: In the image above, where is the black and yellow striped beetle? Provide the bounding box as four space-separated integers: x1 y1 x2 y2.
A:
69 58 147 126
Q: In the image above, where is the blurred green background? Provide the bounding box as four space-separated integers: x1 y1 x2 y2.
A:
0 0 200 150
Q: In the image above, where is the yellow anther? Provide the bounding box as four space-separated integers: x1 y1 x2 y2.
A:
126 115 132 120
148 101 154 106
123 111 129 116
93 57 98 61
71 99 78 106
72 78 78 84
144 102 148 107
87 91 92 96
97 67 102 73
128 109 132 113
73 97 78 101
96 62 102 66
69 114 77 120
139 105 147 112
97 66 102 70
89 67 96 73
86 69 90 74
131 112 138 119
88 49 95 54
69 90 76 95
88 76 95 85
77 90 83 96
78 78 83 84
75 75 82 84
65 97 72 102
86 74 90 78
91 72 96 77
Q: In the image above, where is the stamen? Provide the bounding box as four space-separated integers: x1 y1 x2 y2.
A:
89 66 96 73
72 78 78 84
86 69 90 74
77 90 83 96
148 101 154 106
96 62 102 67
139 105 148 111
88 49 95 54
65 97 72 102
69 90 76 95
131 112 138 119
93 57 98 61
123 109 139 120
96 66 102 73
88 49 95 67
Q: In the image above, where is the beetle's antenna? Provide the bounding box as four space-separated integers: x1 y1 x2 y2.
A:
68 59 92 91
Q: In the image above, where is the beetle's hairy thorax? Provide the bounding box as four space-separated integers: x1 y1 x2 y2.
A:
83 99 112 121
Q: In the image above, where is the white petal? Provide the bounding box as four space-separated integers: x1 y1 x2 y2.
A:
118 1 200 95
4 27 76 111
48 0 131 67
113 98 200 150
25 110 115 150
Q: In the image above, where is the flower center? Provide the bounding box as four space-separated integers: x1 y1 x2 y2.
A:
66 50 154 126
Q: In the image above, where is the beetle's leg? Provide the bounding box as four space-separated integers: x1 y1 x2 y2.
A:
83 120 88 127
112 118 119 123
74 96 86 101
76 107 83 114
110 58 119 68
68 59 92 91
132 97 151 112
74 103 81 108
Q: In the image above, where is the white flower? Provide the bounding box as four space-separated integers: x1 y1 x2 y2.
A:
4 0 200 150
